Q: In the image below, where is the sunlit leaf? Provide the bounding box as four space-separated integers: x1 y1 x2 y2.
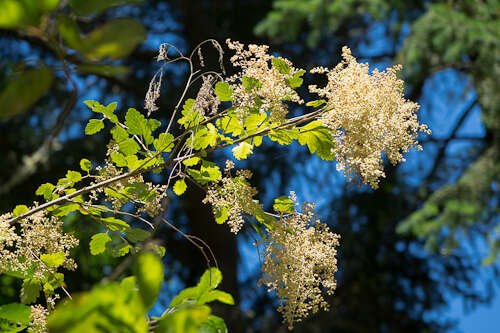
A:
89 233 111 255
232 142 253 160
273 195 295 213
40 252 65 268
173 179 187 196
215 81 233 102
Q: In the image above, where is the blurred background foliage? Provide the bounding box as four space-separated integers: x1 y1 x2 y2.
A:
0 0 499 332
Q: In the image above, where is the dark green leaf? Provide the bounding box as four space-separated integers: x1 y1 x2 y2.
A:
0 66 53 120
125 229 151 243
21 279 41 304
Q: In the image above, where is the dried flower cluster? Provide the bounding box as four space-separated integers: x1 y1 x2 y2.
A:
0 209 78 279
28 304 49 333
257 197 340 329
226 39 304 123
195 75 220 116
203 160 260 233
310 47 430 188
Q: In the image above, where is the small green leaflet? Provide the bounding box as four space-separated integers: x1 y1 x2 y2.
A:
85 119 104 135
216 116 243 136
84 101 119 124
101 217 130 231
80 158 92 172
214 207 228 224
125 229 151 243
21 279 42 304
111 244 132 257
306 99 326 108
13 205 28 217
40 252 65 268
198 290 234 305
268 128 298 145
297 120 335 160
173 179 187 196
90 233 112 255
187 161 222 185
232 142 253 160
182 157 201 167
215 81 233 102
36 183 55 200
118 138 140 156
178 98 204 128
241 76 262 91
110 152 127 167
272 57 290 75
153 133 174 153
111 125 128 142
286 69 306 88
66 170 82 183
273 196 295 213
198 267 223 293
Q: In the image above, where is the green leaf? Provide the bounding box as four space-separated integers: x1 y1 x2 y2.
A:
125 229 151 243
197 290 234 305
182 157 201 167
20 279 41 304
125 108 147 135
153 133 174 153
111 243 133 257
178 99 204 129
110 125 129 142
215 81 233 102
118 138 140 156
36 183 55 200
80 158 92 172
187 161 222 185
0 303 31 325
77 64 131 77
40 252 65 268
135 251 164 310
85 119 104 135
157 304 211 333
216 116 243 136
66 170 82 183
169 287 199 308
272 57 290 74
73 19 146 61
0 66 53 120
102 217 130 231
241 76 262 91
286 69 306 88
306 99 326 108
12 205 28 217
297 120 335 160
198 268 222 294
110 152 127 167
268 128 298 145
214 207 228 224
89 233 112 255
69 0 144 15
232 142 253 160
47 282 148 333
273 195 295 213
200 315 228 333
52 203 80 217
173 179 187 196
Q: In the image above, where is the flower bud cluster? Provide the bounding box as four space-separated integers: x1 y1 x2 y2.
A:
226 39 304 123
257 199 340 329
0 208 79 278
203 160 260 233
310 47 430 188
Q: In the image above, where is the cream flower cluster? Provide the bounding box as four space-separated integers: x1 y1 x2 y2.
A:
28 304 48 333
310 47 430 188
203 160 260 233
226 39 304 123
257 199 340 329
0 209 79 279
